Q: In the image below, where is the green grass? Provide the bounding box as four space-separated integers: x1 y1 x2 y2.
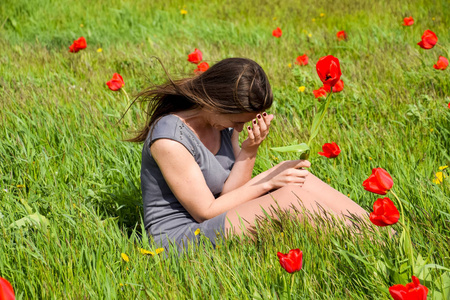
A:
1 0 449 298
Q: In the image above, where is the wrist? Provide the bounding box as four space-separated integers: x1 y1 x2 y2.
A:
239 147 258 158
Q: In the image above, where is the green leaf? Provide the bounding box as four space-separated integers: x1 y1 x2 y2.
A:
271 143 310 153
9 212 50 230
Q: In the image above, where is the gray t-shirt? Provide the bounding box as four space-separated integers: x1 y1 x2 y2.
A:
141 114 235 246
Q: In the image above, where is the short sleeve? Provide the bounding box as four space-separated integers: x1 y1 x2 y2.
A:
145 115 199 158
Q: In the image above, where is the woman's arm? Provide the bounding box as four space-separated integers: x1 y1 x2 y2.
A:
221 113 274 194
151 137 309 223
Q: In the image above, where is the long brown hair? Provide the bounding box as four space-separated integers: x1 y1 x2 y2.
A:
128 57 273 142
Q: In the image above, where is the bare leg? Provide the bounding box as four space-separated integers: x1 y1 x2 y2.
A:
224 173 369 237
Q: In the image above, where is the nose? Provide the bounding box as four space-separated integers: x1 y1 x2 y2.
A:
234 124 245 132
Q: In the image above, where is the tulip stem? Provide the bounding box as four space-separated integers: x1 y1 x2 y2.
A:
121 88 131 103
290 274 295 298
390 190 414 276
307 90 333 147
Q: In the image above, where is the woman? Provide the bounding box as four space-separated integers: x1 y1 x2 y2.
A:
130 57 368 252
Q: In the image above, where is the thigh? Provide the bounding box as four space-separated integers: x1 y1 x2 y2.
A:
224 173 368 237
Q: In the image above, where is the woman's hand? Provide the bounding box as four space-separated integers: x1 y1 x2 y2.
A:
240 112 274 153
254 160 311 190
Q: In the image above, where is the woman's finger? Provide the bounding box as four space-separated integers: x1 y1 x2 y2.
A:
251 119 261 138
256 114 267 132
262 112 274 127
247 126 255 140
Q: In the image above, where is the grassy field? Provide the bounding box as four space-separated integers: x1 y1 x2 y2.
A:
1 0 449 298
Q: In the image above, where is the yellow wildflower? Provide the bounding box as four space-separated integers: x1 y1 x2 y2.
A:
97 48 103 53
139 248 155 256
180 9 187 15
121 253 129 262
439 166 448 170
432 172 447 184
312 18 316 22
273 17 277 20
320 13 325 17
119 283 124 287
80 24 84 27
155 248 164 255
308 33 312 38
432 17 435 21
194 228 201 236
280 232 284 237
298 86 306 93
16 184 25 188
288 63 292 68
369 157 372 160
430 128 434 132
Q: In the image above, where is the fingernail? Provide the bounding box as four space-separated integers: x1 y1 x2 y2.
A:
262 112 267 117
253 119 257 124
257 114 261 119
247 126 251 130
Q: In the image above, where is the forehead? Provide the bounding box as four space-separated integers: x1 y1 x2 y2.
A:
228 112 258 122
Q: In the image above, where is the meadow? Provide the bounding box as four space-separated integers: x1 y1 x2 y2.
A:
0 0 449 298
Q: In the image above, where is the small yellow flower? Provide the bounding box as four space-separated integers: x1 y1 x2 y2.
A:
280 232 284 237
194 228 201 236
312 18 316 22
97 48 103 53
347 194 350 197
273 17 277 20
16 184 25 188
298 86 306 93
180 9 187 15
139 248 155 256
119 283 124 287
308 33 312 38
432 17 435 21
72 204 76 208
432 172 447 184
155 248 164 255
369 157 372 160
80 24 84 27
327 178 331 182
439 166 448 170
430 128 434 132
121 253 129 262
288 63 292 68
320 13 325 17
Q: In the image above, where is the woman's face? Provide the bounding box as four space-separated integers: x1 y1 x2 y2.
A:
210 112 258 132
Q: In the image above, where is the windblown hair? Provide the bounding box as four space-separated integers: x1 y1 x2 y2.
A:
128 57 273 142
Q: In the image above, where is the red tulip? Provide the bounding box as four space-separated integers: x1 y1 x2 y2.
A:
369 197 400 226
0 277 15 300
433 56 448 70
69 37 87 53
336 30 347 41
318 142 341 158
313 87 327 99
272 27 282 38
331 79 344 93
187 48 203 64
194 62 209 74
362 168 394 195
316 55 342 87
295 54 309 66
389 276 429 300
448 102 450 109
417 30 438 49
106 73 125 91
277 249 303 273
403 17 414 26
